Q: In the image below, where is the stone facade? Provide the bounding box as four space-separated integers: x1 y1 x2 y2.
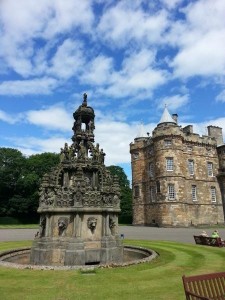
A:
130 108 225 227
30 94 123 266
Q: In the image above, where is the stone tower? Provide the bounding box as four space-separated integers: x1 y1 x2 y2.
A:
30 93 123 266
130 106 225 227
217 144 225 218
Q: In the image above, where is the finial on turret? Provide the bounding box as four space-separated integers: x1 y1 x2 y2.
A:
82 93 87 106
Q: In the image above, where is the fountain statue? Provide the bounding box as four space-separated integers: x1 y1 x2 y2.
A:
30 94 123 266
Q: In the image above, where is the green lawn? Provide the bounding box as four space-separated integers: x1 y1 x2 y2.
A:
0 224 39 229
1 240 225 300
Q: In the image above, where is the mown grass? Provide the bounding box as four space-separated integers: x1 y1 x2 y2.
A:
1 240 225 300
0 224 39 229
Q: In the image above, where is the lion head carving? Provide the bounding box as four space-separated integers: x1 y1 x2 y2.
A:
58 217 68 236
87 217 97 232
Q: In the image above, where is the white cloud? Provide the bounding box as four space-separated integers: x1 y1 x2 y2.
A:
0 0 94 77
10 136 70 155
48 39 85 79
168 0 225 78
42 0 94 38
158 94 189 110
122 49 156 73
97 2 169 47
80 55 113 85
172 30 225 77
0 110 21 124
91 49 167 98
160 0 184 10
26 106 73 131
216 90 225 103
0 77 58 95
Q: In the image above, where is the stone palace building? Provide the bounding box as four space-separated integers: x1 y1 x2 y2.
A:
130 107 225 227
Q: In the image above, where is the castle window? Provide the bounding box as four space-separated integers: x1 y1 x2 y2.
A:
156 181 160 193
192 185 197 201
150 186 156 202
134 185 140 197
166 157 174 171
149 162 154 177
165 139 172 147
187 146 193 151
188 160 194 175
168 184 175 200
207 162 213 176
210 186 216 202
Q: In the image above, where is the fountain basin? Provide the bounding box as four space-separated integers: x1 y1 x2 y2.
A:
0 246 158 270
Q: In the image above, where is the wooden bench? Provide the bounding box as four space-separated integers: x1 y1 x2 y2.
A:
182 272 225 299
194 235 224 247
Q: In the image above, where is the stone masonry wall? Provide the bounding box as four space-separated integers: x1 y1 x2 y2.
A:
130 123 225 227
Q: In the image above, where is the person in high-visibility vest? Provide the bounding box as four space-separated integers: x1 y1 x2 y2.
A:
211 230 220 238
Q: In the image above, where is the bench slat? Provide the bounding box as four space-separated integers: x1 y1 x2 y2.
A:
183 273 225 300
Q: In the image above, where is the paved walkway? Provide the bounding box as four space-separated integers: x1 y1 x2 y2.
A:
1 226 225 244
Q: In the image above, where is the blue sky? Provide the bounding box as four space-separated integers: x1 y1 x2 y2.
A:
1 0 225 181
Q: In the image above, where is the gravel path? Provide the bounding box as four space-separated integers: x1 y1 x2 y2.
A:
1 226 225 244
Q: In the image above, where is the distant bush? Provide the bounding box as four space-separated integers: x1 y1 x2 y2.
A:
119 215 132 224
0 217 20 224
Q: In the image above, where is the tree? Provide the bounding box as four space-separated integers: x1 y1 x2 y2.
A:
15 152 60 221
25 153 60 178
0 148 60 222
107 165 132 224
0 148 26 215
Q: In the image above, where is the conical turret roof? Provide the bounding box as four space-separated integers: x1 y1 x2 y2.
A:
158 106 176 125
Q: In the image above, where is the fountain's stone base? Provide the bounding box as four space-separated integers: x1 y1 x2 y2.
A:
30 235 123 266
0 245 158 270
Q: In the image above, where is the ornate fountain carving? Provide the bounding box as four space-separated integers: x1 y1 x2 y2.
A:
30 93 123 266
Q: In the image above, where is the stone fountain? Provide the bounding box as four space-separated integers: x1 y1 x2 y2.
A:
30 93 123 266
